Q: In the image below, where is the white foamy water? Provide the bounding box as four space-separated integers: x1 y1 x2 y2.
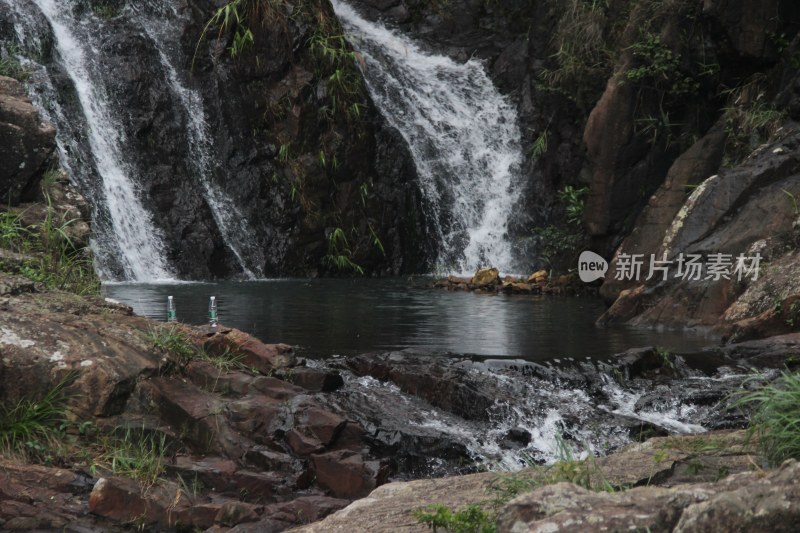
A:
14 0 174 281
332 0 524 274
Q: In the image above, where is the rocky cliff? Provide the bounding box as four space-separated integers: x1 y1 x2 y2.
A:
0 0 428 279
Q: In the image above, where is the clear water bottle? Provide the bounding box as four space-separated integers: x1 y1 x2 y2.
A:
208 296 218 330
167 295 176 323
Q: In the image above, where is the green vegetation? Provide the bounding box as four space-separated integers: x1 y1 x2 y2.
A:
414 504 495 533
540 0 612 109
322 227 364 275
0 372 75 462
148 324 249 371
0 199 99 296
148 324 197 363
0 44 31 81
531 185 589 272
736 370 800 465
94 427 170 487
722 78 786 166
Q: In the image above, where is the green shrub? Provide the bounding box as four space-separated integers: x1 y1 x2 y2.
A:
0 373 75 461
736 370 800 465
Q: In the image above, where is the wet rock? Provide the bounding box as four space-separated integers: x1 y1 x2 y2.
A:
470 267 501 288
500 427 532 449
0 76 56 205
527 270 548 284
282 366 345 392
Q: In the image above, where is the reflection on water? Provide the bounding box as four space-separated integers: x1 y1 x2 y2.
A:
103 278 718 361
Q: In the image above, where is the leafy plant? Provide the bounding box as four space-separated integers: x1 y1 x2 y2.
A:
559 185 589 226
539 0 611 108
322 227 363 274
624 34 698 97
413 504 495 533
1 199 99 296
722 80 786 165
529 128 549 159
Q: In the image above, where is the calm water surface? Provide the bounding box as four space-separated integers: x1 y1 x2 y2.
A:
103 278 718 361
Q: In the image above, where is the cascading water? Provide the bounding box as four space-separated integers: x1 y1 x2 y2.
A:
4 0 174 281
132 4 265 279
332 0 525 274
2 0 268 280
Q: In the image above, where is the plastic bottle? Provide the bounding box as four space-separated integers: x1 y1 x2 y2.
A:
167 295 176 323
209 296 218 330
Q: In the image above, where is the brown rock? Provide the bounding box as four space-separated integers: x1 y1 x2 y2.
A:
197 328 297 375
527 270 548 284
266 495 350 524
88 476 190 528
215 501 263 526
0 76 56 205
470 267 500 287
287 429 325 456
291 471 497 532
301 406 347 445
311 450 386 499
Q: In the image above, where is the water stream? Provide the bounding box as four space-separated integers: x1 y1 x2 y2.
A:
11 0 175 281
133 3 265 279
333 0 525 274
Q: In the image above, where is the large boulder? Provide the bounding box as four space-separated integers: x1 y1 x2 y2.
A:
599 127 800 331
0 76 56 205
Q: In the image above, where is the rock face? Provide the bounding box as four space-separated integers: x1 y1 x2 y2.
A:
598 128 800 333
0 76 56 206
0 1 426 279
497 459 800 533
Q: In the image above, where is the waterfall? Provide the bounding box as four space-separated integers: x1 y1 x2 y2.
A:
332 0 525 275
11 0 175 281
2 0 268 281
133 4 265 279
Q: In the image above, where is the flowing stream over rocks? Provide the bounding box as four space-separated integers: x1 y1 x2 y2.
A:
311 346 771 475
333 0 525 274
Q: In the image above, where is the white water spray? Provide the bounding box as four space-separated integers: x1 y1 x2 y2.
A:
332 0 524 274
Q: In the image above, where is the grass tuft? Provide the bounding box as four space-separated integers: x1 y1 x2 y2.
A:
0 372 75 461
735 370 800 465
94 427 170 487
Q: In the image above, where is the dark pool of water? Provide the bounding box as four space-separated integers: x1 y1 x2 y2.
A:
103 278 719 361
